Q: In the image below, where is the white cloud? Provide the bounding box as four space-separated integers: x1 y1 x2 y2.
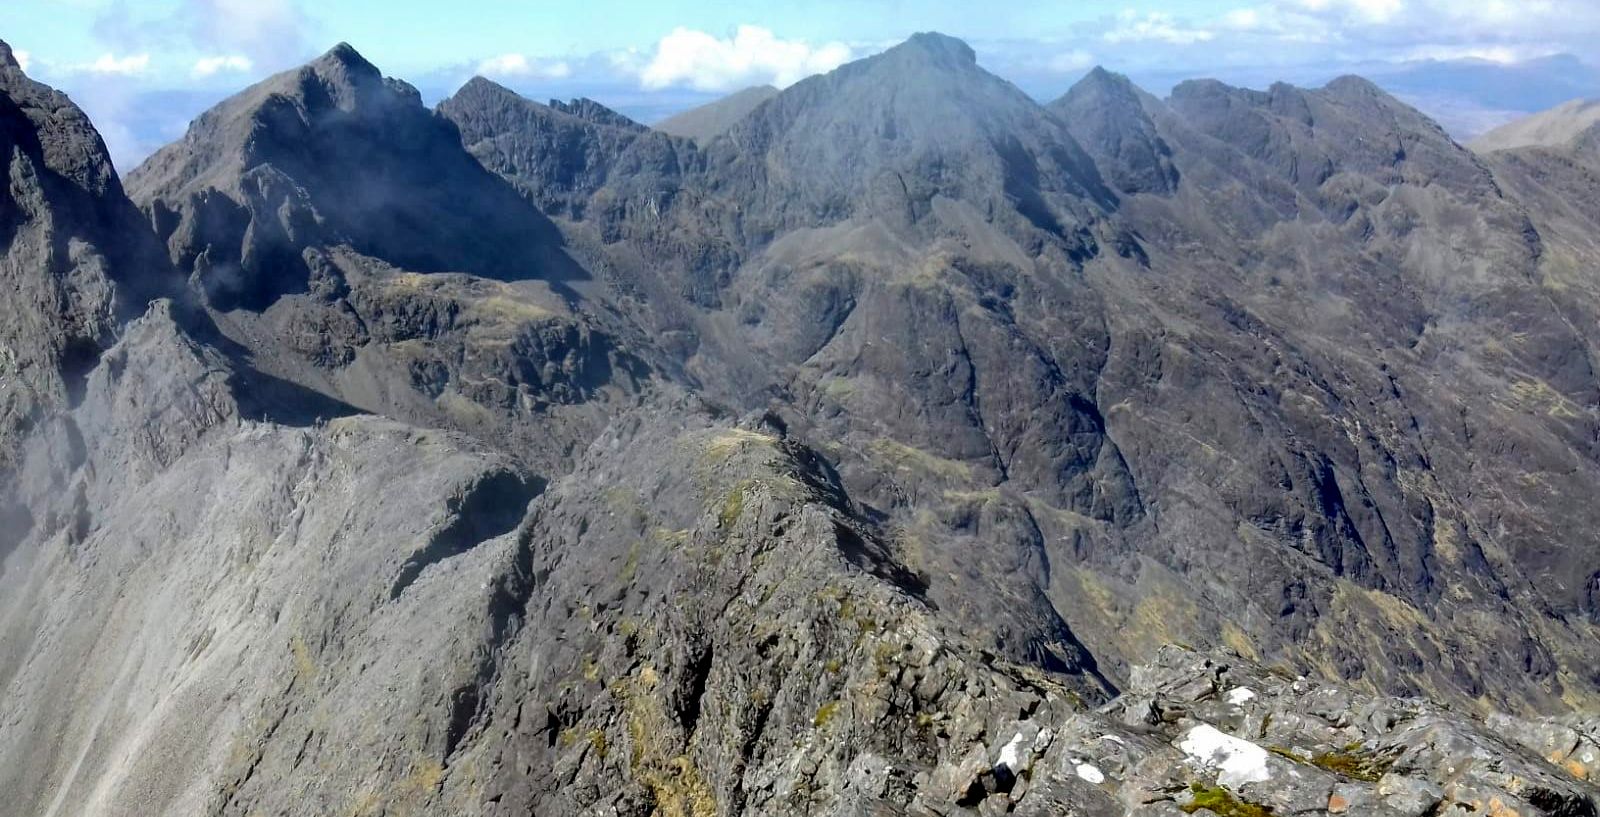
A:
191 55 252 77
1290 0 1404 24
185 0 306 69
639 25 853 91
80 53 150 76
1104 11 1217 45
13 50 29 72
1048 49 1097 72
1206 0 1600 58
476 53 572 80
1221 8 1264 29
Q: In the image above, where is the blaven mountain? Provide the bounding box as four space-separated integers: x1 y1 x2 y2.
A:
2 31 1600 817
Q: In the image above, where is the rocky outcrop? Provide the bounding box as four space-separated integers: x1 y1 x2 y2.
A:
991 646 1600 817
0 41 175 472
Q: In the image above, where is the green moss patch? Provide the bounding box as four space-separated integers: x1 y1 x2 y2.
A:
1181 784 1276 817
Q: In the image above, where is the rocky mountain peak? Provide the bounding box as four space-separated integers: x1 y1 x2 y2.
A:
1052 66 1179 194
436 77 670 218
448 81 638 135
892 31 978 67
289 41 414 114
1074 65 1138 95
453 74 518 104
126 47 573 311
1322 73 1388 100
314 41 375 74
0 48 176 467
1056 66 1150 118
548 97 643 130
1168 73 1495 202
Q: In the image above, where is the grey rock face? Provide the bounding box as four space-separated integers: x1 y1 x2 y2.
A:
436 36 1600 717
126 44 578 312
1051 67 1180 195
0 42 175 472
126 48 650 476
9 31 1600 817
438 77 681 220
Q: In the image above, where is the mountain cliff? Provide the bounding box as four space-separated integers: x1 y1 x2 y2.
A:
0 43 177 471
4 33 1600 817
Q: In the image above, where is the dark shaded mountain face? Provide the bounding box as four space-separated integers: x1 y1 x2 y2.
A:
437 76 673 219
1050 67 1180 195
7 32 1600 817
126 44 580 312
0 44 178 471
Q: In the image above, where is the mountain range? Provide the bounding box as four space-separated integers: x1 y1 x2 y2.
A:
3 30 1600 817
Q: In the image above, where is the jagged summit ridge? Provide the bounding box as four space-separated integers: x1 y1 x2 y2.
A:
438 74 672 217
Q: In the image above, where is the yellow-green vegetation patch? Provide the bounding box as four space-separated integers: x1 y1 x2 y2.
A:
290 634 317 681
619 541 641 584
1308 746 1396 782
1181 783 1276 817
475 293 554 324
819 376 857 401
1508 378 1581 419
620 665 718 817
866 438 973 481
1267 745 1305 762
943 488 1001 504
813 700 843 728
385 274 556 327
1221 621 1261 661
436 389 496 426
403 756 445 794
701 428 779 464
718 482 749 530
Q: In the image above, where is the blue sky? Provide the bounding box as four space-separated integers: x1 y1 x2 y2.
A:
4 1 1599 167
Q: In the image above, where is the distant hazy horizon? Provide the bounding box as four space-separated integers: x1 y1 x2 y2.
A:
3 0 1598 167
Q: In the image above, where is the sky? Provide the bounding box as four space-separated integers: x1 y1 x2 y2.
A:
3 0 1599 168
